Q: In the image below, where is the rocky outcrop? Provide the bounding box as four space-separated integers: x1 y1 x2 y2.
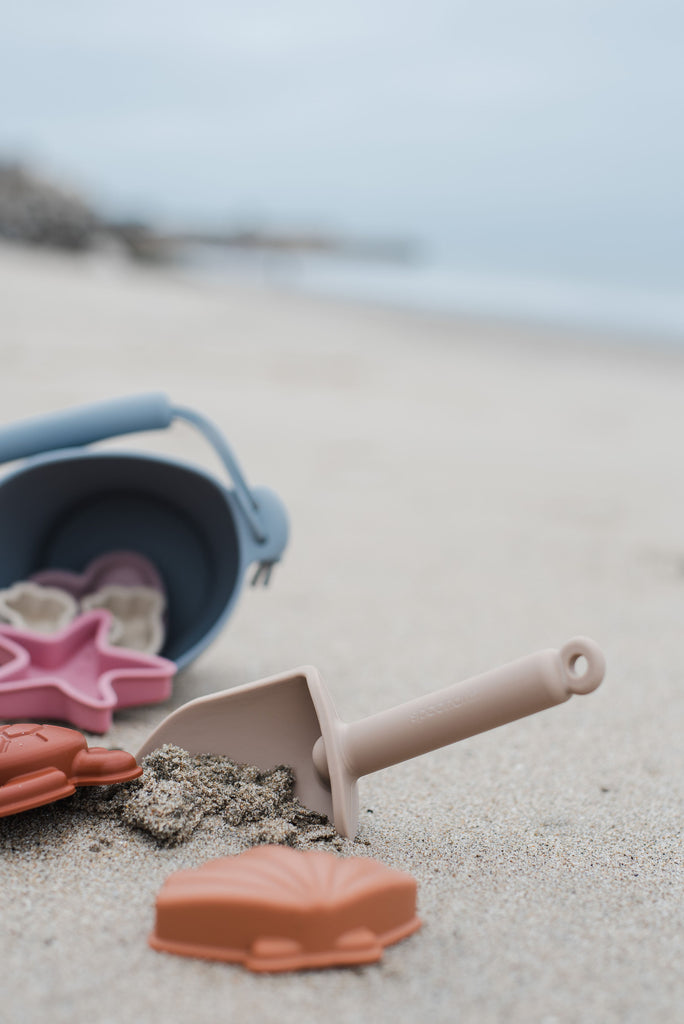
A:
0 162 99 250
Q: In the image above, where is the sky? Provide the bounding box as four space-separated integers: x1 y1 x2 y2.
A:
1 1 683 290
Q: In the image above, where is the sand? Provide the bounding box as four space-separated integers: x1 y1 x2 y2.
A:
0 242 683 1023
78 744 341 848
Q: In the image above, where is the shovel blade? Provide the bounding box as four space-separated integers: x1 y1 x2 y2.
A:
137 669 334 823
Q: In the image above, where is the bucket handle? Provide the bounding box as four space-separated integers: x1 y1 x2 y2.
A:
0 393 269 544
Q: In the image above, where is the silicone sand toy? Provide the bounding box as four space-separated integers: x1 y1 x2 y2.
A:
4 555 166 653
31 550 166 602
0 722 142 817
81 585 166 654
149 846 421 971
0 394 289 669
0 610 176 733
138 636 606 839
0 581 78 634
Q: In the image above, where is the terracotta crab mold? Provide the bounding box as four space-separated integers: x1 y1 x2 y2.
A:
0 722 142 817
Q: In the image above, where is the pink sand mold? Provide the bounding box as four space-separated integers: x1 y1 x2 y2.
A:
31 550 166 602
81 585 166 655
0 610 176 734
0 581 78 634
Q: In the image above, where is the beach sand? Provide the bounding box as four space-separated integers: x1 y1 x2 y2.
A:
0 242 682 1023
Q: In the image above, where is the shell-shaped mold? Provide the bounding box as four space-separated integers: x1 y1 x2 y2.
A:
0 722 142 817
0 582 78 634
81 585 166 654
149 846 421 971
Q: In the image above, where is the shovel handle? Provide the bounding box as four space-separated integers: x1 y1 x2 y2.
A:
314 637 605 783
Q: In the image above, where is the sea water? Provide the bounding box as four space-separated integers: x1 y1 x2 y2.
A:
181 245 684 343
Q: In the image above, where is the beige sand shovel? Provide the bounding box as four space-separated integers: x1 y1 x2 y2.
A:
138 636 605 839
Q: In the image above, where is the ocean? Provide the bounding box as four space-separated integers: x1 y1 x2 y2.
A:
182 246 684 342
3 1 683 340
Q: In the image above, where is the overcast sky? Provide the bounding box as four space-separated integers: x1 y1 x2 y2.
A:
1 1 683 285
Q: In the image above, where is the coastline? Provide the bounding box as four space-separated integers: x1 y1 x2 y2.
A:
1 241 684 1023
176 244 684 346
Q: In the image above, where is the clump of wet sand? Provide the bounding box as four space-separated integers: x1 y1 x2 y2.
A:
78 744 342 849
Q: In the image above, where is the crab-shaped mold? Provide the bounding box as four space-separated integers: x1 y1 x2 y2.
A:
0 722 142 817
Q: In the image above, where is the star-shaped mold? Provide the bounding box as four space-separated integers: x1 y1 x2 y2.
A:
0 610 176 733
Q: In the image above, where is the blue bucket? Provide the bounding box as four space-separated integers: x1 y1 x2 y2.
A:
0 393 288 668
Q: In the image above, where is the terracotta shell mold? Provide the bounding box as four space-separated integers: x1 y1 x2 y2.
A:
0 610 176 734
149 846 421 972
31 550 166 602
0 722 142 817
81 585 166 655
0 582 78 634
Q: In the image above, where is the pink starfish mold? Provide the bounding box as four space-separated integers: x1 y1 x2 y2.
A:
0 610 176 734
